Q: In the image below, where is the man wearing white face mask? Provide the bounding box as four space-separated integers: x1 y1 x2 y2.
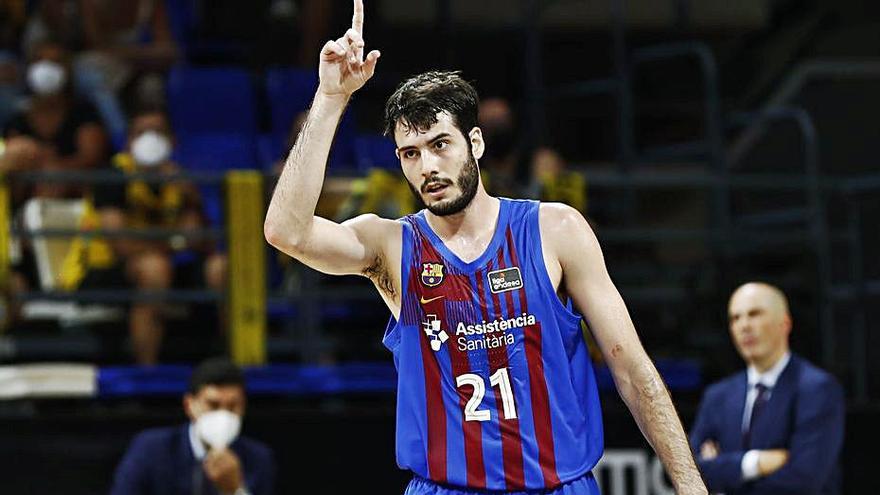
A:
57 107 227 365
111 358 276 495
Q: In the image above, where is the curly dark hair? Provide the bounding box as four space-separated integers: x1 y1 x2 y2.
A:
383 71 479 142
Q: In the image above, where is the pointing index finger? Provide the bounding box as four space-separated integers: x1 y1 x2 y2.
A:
351 0 364 34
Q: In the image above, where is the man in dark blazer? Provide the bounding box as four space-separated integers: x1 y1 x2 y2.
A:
110 358 276 495
690 282 844 494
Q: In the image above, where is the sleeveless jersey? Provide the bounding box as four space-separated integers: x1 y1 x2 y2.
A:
383 198 604 491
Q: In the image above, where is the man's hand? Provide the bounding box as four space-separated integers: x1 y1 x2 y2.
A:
757 449 789 476
317 0 380 98
700 440 719 460
203 448 244 494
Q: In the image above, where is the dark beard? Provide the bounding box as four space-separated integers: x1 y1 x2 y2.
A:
408 153 480 217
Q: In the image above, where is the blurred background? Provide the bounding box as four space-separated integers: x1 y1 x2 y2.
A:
0 0 878 492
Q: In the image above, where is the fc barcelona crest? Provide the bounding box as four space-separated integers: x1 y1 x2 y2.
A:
421 262 445 287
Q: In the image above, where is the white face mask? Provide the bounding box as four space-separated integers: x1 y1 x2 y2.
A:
131 131 172 167
195 410 242 450
27 60 67 96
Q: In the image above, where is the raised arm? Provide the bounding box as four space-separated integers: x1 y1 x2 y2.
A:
540 203 707 495
264 0 388 279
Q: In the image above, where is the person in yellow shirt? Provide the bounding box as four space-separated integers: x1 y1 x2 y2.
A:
61 107 226 365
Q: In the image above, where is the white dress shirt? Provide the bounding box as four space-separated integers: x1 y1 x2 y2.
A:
741 351 791 480
189 423 207 460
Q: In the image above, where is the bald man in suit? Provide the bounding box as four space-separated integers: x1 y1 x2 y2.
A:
690 282 844 494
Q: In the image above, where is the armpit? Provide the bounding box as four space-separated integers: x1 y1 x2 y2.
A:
363 254 396 298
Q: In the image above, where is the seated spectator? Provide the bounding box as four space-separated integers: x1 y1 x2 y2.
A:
526 146 586 212
478 97 523 198
0 39 108 200
58 106 226 365
75 0 179 145
334 168 417 222
20 0 82 54
110 357 276 495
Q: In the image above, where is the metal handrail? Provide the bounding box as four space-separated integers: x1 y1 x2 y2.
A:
7 169 228 184
727 106 833 371
631 41 724 167
730 59 880 165
13 227 223 240
627 40 729 233
843 195 868 403
571 169 854 190
14 289 221 304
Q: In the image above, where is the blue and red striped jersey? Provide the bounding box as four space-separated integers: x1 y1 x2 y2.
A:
383 198 604 491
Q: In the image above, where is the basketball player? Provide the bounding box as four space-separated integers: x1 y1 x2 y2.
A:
264 1 707 493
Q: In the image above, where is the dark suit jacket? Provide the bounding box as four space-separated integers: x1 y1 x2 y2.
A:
109 424 275 495
690 354 844 495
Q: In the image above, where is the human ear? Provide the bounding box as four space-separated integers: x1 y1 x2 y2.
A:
469 127 484 160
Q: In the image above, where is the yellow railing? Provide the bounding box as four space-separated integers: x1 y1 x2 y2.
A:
225 171 267 365
0 169 268 360
0 178 9 332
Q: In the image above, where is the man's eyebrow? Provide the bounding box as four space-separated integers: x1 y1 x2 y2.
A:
427 132 452 144
397 132 453 152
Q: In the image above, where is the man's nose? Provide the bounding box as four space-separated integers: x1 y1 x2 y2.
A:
420 152 441 178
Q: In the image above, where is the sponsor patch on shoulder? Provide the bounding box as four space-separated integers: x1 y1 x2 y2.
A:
487 267 523 294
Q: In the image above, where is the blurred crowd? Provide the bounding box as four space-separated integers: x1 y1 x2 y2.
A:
0 0 587 366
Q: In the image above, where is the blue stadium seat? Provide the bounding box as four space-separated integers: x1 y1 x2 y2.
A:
355 134 398 172
174 132 258 171
167 66 258 136
200 190 223 229
265 67 357 170
173 132 258 225
257 133 284 171
163 0 250 62
333 113 362 171
265 67 318 136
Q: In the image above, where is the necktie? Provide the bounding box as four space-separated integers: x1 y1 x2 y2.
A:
743 383 769 448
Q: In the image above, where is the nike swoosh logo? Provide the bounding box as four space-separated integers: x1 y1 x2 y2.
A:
420 295 446 304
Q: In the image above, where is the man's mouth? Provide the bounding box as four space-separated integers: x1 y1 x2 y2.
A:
422 180 451 195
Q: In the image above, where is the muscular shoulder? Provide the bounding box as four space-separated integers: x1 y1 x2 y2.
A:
538 202 586 233
538 202 600 264
345 213 402 295
341 213 401 237
343 213 402 259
